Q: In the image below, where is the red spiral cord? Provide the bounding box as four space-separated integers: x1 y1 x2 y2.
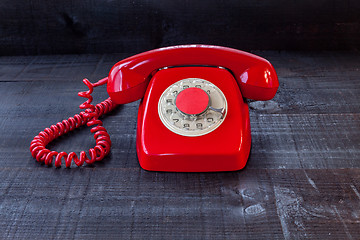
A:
30 77 118 167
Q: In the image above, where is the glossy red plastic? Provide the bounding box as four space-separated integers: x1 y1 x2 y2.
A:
136 67 251 172
175 87 209 115
30 45 279 171
30 78 117 167
107 45 279 104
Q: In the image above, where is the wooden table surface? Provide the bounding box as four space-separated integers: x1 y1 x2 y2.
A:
0 51 359 239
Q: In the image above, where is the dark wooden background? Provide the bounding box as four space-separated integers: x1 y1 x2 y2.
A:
0 51 359 239
0 0 360 239
0 0 360 55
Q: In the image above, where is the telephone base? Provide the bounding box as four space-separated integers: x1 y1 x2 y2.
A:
135 67 252 172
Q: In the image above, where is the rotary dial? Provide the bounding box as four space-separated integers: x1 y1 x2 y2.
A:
158 78 227 137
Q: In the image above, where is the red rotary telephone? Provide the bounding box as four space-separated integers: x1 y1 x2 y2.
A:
30 45 279 172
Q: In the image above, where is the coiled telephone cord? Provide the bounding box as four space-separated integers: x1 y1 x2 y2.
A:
30 77 118 167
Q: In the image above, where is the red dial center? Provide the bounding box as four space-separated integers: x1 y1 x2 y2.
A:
175 87 209 115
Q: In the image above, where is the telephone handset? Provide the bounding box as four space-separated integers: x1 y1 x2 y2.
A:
30 45 279 172
107 45 278 104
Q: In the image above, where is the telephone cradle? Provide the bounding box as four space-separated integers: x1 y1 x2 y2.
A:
30 45 279 172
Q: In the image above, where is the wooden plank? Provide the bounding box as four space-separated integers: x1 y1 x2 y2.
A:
2 113 359 169
1 80 359 116
0 1 359 55
261 51 360 82
0 81 359 169
270 169 360 239
1 51 359 88
0 54 131 82
0 168 359 239
1 51 359 85
248 113 360 169
1 52 359 114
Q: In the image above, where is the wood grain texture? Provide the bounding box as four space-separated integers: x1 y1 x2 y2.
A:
0 168 359 239
0 52 359 239
0 0 360 55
